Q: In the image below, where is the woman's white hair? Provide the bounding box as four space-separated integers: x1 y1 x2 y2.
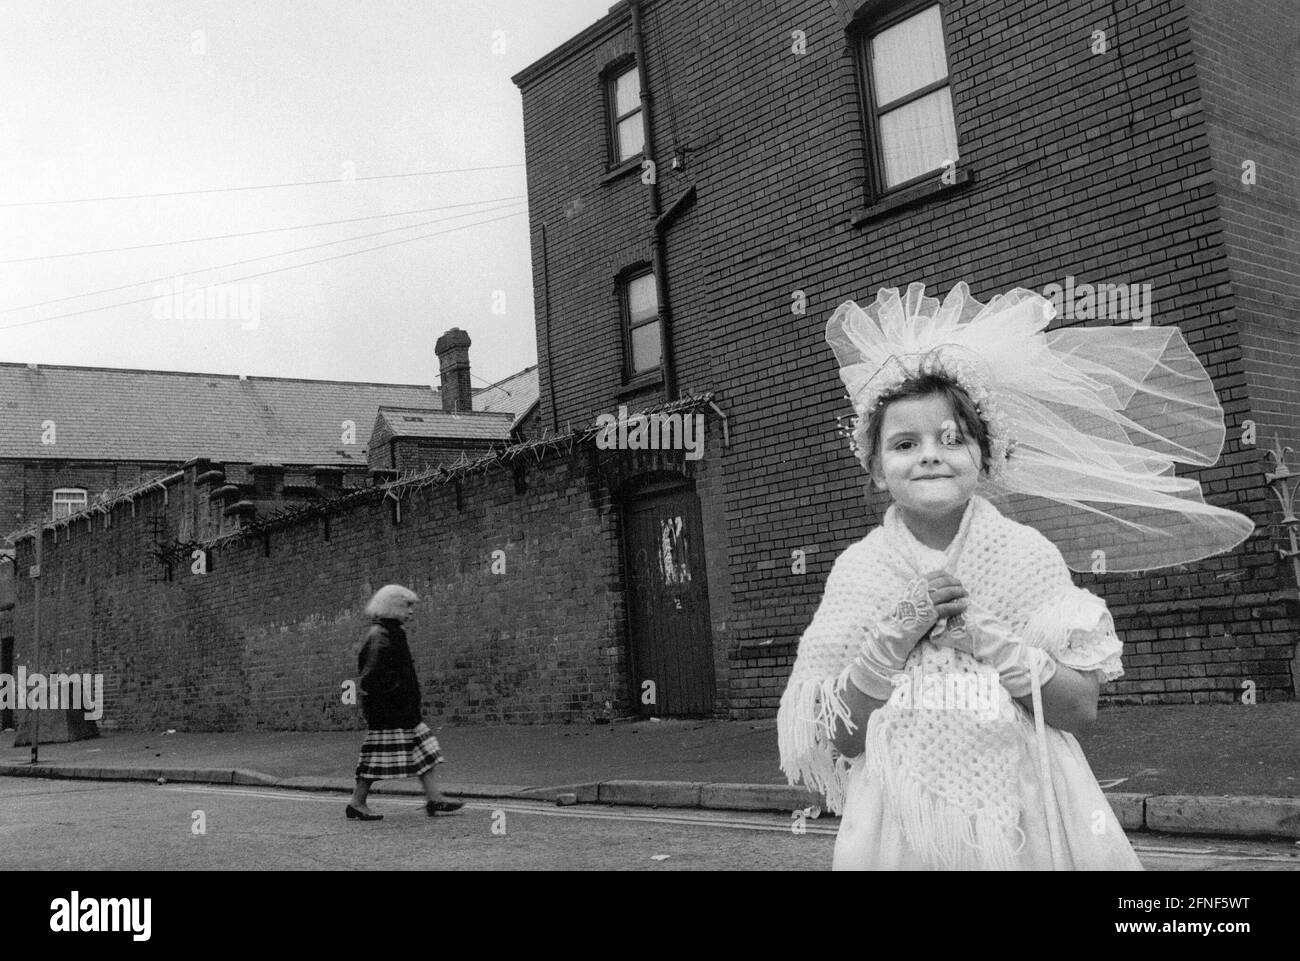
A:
365 584 419 619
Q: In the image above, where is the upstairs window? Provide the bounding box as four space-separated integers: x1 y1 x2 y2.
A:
52 488 87 519
622 269 660 377
608 62 645 165
860 3 958 193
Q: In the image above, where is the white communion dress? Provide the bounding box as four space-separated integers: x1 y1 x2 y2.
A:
779 494 1144 871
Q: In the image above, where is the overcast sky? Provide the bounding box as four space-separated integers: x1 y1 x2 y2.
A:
1 0 616 389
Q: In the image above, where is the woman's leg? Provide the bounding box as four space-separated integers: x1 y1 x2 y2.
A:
349 777 374 810
418 767 447 804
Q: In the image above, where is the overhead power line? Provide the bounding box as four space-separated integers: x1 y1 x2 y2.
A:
3 200 528 313
0 209 527 331
0 195 527 263
0 162 526 208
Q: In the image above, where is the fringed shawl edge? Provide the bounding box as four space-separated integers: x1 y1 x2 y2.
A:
777 669 856 814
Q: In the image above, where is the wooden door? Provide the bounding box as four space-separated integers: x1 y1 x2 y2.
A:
622 487 715 716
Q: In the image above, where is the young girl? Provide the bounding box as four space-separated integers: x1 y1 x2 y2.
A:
778 282 1253 870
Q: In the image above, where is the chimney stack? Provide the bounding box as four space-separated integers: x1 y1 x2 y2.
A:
435 327 473 413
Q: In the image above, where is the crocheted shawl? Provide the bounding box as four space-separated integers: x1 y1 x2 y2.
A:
777 493 1123 869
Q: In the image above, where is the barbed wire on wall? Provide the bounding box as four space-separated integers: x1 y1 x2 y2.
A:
51 393 720 561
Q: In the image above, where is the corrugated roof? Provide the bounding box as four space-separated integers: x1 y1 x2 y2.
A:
376 406 513 442
0 362 444 464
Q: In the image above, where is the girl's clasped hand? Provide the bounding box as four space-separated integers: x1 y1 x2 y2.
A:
882 570 1054 701
924 581 1059 699
922 570 967 622
846 569 970 701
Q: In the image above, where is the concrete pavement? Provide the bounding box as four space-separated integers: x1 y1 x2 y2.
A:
7 778 1297 871
2 701 1298 840
0 779 838 872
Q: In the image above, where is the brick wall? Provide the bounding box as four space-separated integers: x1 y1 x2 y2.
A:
512 404 543 442
7 444 633 730
515 0 1298 710
1183 0 1300 530
0 459 179 536
390 439 501 473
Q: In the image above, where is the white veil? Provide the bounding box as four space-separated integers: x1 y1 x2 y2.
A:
826 281 1256 572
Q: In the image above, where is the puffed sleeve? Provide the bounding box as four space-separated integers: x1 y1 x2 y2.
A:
1013 540 1125 684
1010 528 1125 682
1053 597 1125 681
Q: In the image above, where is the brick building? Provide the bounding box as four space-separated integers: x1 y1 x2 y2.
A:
0 330 537 536
367 330 538 472
5 395 724 729
0 333 538 697
511 0 1299 709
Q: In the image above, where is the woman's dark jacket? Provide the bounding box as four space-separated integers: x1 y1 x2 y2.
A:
357 619 423 729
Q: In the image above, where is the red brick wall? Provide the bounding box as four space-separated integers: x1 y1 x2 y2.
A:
516 0 1297 710
7 447 633 731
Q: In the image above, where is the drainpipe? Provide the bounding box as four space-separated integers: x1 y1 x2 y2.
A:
629 0 679 400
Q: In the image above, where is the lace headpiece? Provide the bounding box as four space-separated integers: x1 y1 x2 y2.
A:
826 281 1255 572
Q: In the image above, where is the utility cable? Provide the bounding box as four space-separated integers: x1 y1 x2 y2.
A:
3 200 527 313
0 209 527 331
0 195 527 263
0 162 526 208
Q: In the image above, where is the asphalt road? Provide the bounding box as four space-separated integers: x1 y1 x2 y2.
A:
1 778 1297 871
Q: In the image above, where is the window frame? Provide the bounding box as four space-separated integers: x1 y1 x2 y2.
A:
52 487 88 519
853 0 959 200
618 264 662 383
603 56 644 171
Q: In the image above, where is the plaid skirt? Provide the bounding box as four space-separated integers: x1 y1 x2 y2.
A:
355 722 445 780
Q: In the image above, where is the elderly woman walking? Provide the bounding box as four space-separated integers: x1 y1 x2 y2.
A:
345 584 464 821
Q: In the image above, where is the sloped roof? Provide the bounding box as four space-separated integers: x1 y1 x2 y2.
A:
473 365 539 426
0 362 443 464
375 406 513 442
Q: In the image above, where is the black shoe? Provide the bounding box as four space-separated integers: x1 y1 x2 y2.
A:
426 799 464 815
345 804 383 821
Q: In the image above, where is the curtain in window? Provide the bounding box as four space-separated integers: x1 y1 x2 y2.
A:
879 87 957 187
615 69 644 161
870 5 947 106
